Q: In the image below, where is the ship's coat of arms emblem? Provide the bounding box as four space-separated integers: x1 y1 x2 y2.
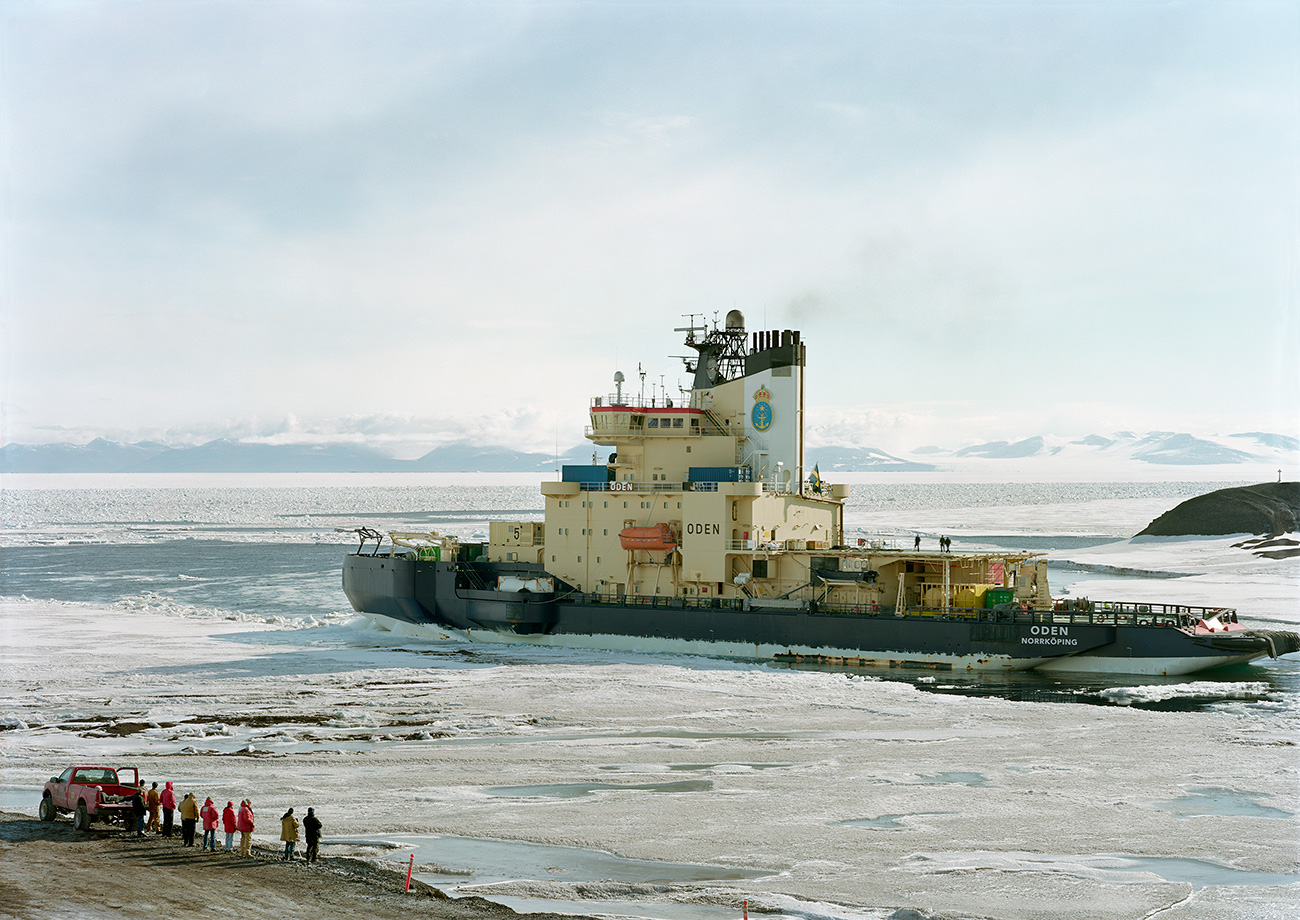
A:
751 387 773 431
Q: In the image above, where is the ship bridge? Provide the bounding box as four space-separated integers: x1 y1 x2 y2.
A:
527 311 847 606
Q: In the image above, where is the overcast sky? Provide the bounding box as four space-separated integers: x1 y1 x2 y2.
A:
3 1 1297 456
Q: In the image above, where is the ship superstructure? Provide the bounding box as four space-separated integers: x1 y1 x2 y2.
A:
342 312 1299 675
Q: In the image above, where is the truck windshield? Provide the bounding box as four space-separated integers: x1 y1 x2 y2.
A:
74 769 117 785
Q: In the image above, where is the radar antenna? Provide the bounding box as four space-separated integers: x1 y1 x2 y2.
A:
684 309 747 388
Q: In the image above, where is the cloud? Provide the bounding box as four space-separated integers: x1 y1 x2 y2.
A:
2 2 1295 451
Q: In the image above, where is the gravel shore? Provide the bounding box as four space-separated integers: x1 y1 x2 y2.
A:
0 811 566 920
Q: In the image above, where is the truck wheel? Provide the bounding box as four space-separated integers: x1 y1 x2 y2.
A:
74 802 90 831
39 796 56 822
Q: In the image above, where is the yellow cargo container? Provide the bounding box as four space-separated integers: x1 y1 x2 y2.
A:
954 585 989 609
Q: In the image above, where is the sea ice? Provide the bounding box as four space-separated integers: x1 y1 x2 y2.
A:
2 596 1296 920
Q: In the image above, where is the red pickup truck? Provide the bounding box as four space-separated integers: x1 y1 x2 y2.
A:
39 765 142 831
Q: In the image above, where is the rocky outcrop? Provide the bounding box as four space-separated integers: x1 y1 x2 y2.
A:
1137 482 1300 537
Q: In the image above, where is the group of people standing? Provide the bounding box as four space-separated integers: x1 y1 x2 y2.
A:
913 534 953 552
123 779 322 862
277 806 323 862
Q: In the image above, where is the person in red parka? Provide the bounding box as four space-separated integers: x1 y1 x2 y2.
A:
200 797 220 851
160 781 176 837
221 801 237 853
236 800 255 857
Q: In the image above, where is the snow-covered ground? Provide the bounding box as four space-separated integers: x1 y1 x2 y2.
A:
1 476 1297 920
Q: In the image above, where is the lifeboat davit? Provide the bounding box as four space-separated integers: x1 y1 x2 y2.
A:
619 523 677 552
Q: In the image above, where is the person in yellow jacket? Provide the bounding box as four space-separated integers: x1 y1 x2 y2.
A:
178 792 200 847
145 782 161 833
280 807 300 861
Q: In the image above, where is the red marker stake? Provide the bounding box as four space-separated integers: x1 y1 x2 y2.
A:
405 853 414 892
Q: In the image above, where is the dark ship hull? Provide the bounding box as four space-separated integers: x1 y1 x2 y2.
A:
342 553 1298 676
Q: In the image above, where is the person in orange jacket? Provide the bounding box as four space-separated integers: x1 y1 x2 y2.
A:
146 782 161 833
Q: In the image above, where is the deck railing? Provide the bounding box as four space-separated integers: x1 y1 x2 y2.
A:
558 591 1226 629
577 481 688 492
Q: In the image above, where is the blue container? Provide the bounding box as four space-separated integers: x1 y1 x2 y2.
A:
562 465 613 484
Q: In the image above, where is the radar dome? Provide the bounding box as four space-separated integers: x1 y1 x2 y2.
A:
725 309 745 330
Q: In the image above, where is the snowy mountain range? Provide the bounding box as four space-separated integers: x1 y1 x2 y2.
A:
1 431 1295 474
917 431 1296 467
0 438 587 474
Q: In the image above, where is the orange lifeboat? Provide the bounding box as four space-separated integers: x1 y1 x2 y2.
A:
619 523 677 552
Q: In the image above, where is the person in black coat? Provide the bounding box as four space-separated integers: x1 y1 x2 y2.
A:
130 787 147 837
302 807 322 864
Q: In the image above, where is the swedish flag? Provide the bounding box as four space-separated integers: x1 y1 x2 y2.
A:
810 464 822 492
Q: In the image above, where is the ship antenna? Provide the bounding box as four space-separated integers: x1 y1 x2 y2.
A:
638 362 646 405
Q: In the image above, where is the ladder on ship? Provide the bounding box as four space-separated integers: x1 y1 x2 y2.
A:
702 408 729 436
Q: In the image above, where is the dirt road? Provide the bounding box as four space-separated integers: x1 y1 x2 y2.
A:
0 812 564 920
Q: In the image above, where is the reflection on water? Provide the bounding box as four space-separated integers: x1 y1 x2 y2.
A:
1110 854 1298 889
1156 787 1293 820
485 894 747 920
332 834 770 886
